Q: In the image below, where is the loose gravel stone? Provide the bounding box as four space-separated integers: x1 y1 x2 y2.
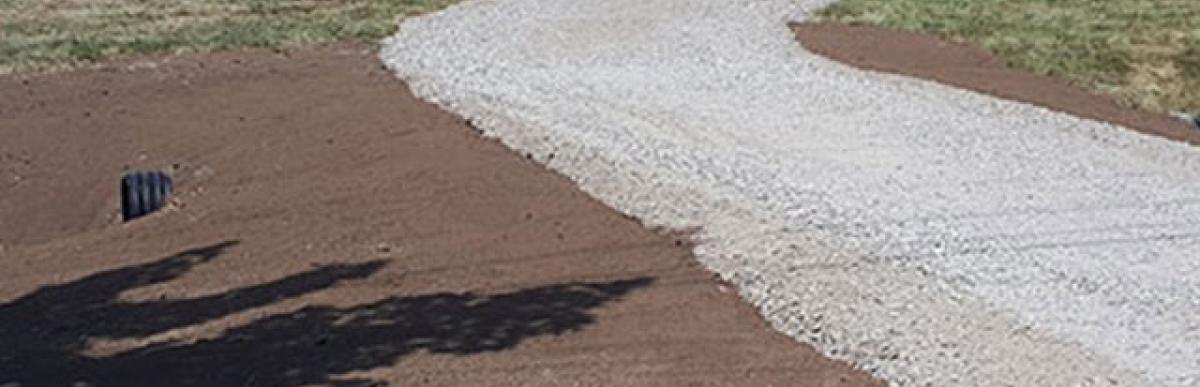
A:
383 1 1200 385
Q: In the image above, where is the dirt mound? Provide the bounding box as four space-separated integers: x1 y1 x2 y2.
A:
0 44 879 386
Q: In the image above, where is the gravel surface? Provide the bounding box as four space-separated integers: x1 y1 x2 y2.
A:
382 1 1200 385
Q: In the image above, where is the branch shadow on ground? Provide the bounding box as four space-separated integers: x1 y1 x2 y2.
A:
0 240 652 386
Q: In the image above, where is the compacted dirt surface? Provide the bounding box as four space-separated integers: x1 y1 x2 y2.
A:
0 44 882 386
793 22 1200 145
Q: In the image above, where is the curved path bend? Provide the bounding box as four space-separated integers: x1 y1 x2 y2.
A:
382 1 1200 385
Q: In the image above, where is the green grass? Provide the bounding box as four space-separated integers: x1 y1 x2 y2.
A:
817 0 1200 114
0 0 458 74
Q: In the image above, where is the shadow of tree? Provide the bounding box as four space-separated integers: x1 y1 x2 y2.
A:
0 241 653 386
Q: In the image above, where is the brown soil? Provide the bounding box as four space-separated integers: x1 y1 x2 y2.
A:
0 44 881 386
793 22 1200 145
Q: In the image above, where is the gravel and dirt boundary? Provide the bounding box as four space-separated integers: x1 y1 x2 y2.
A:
793 22 1200 145
383 1 1200 385
0 44 881 386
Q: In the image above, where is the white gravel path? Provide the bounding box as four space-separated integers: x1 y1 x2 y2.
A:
381 1 1200 385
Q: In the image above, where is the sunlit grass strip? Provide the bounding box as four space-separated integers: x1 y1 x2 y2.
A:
0 0 459 73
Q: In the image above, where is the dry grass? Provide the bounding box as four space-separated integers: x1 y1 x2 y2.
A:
0 0 458 74
818 0 1200 114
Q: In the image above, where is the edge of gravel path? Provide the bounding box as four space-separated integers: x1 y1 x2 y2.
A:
793 21 1200 146
380 1 1199 385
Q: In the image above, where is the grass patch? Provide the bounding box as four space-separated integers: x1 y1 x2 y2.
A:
817 0 1200 114
0 0 458 73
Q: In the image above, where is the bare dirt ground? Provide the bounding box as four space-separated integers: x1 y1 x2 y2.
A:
794 22 1200 146
0 44 881 386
